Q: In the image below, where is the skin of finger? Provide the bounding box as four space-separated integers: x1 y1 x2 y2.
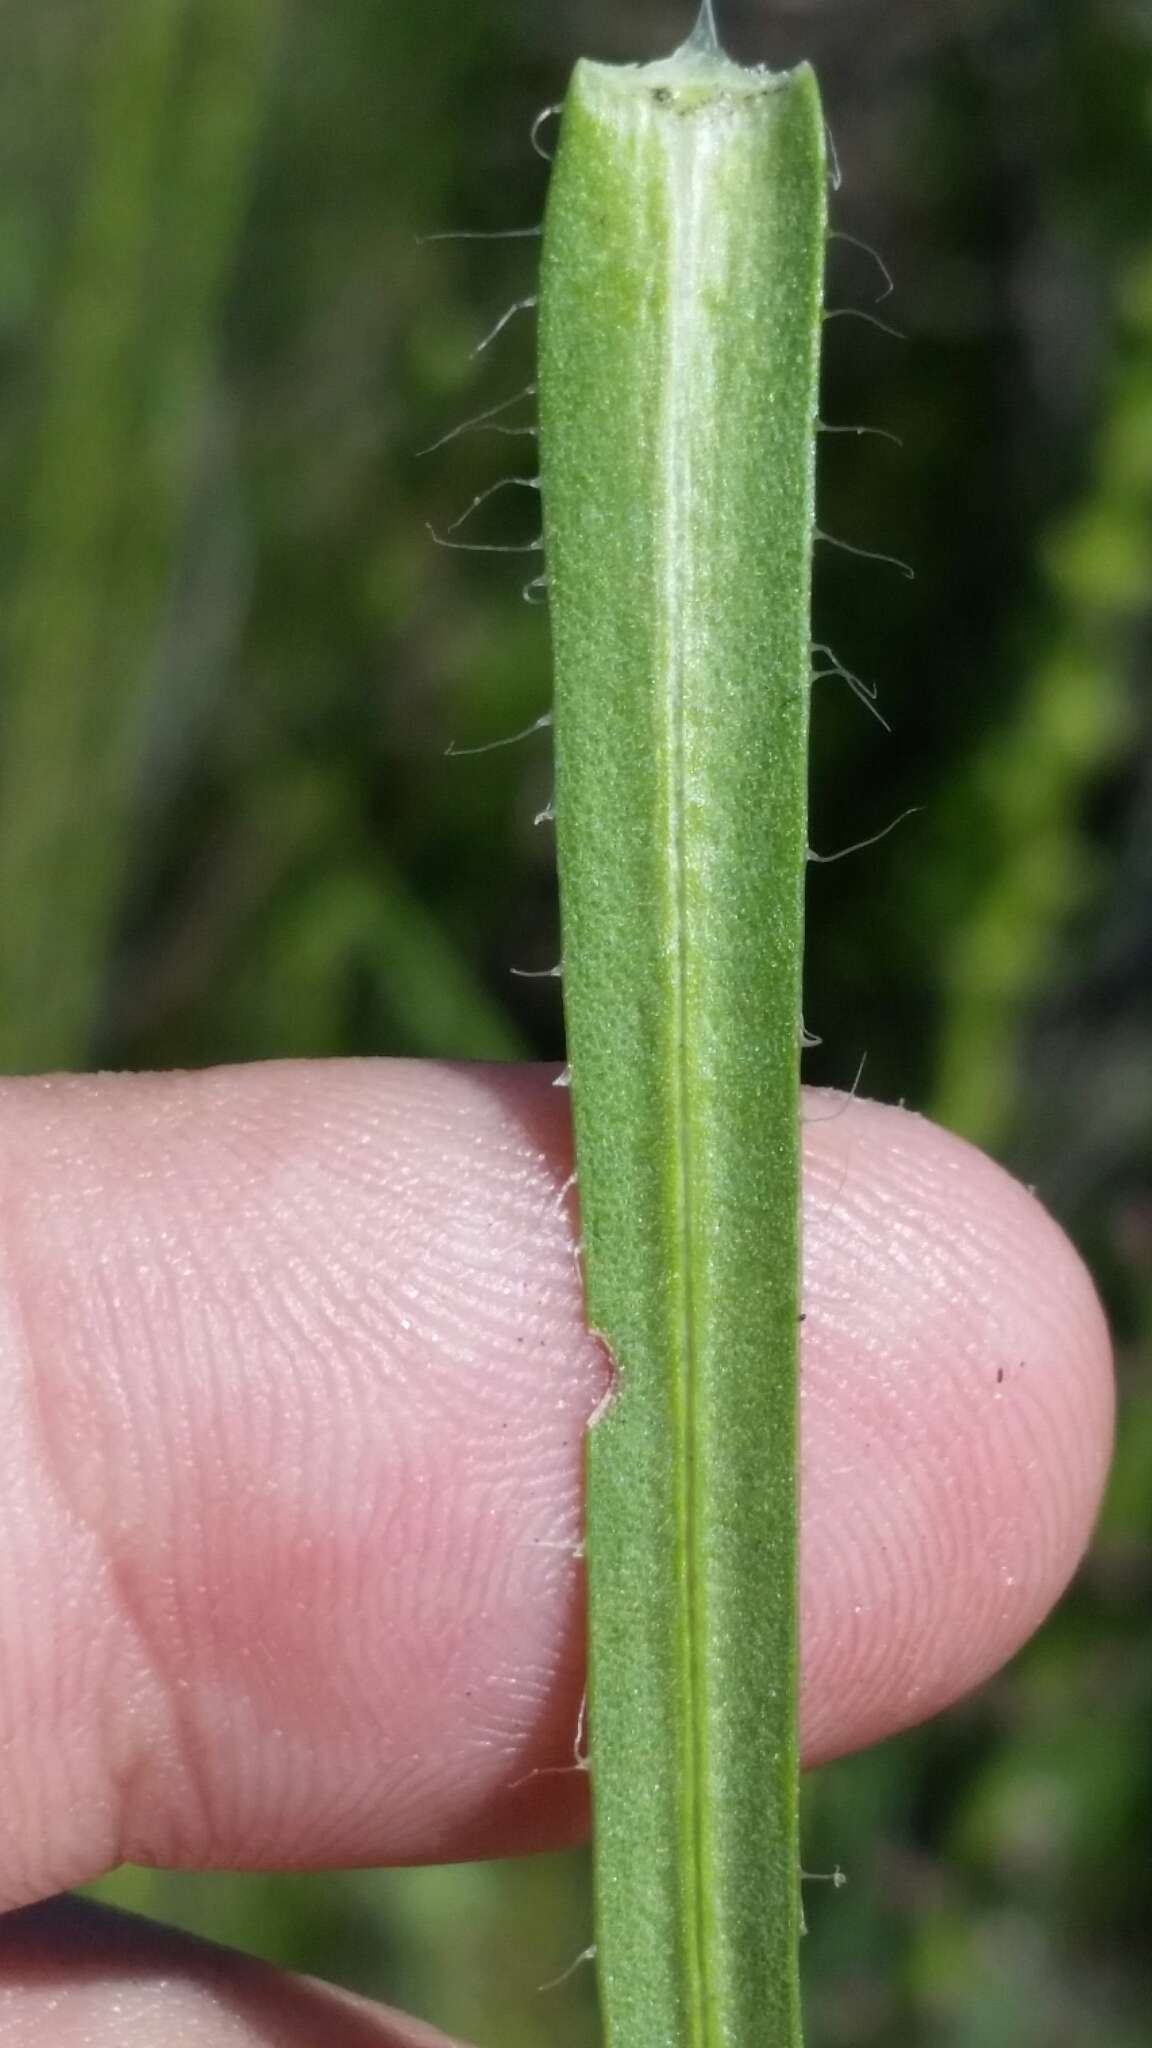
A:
0 1061 1112 1907
0 1896 457 2048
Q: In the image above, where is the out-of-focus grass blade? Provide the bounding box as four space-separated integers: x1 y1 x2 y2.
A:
0 0 281 1070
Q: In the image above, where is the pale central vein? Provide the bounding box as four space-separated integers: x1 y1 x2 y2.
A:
660 115 713 2048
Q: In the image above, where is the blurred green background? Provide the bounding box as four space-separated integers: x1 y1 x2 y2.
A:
1 0 1149 2040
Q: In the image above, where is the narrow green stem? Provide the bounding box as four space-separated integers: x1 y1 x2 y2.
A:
539 30 825 2048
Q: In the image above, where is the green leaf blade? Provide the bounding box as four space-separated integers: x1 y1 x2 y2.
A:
540 46 826 2048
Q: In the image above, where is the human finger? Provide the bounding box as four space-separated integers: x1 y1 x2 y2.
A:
0 1895 457 2048
0 1061 1112 1906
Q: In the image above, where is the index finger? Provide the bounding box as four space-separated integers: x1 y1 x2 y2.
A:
0 1060 1112 1907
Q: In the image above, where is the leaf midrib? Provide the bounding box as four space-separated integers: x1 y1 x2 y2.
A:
657 115 712 2048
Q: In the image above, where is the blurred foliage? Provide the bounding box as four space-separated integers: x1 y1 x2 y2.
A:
0 0 1149 2042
